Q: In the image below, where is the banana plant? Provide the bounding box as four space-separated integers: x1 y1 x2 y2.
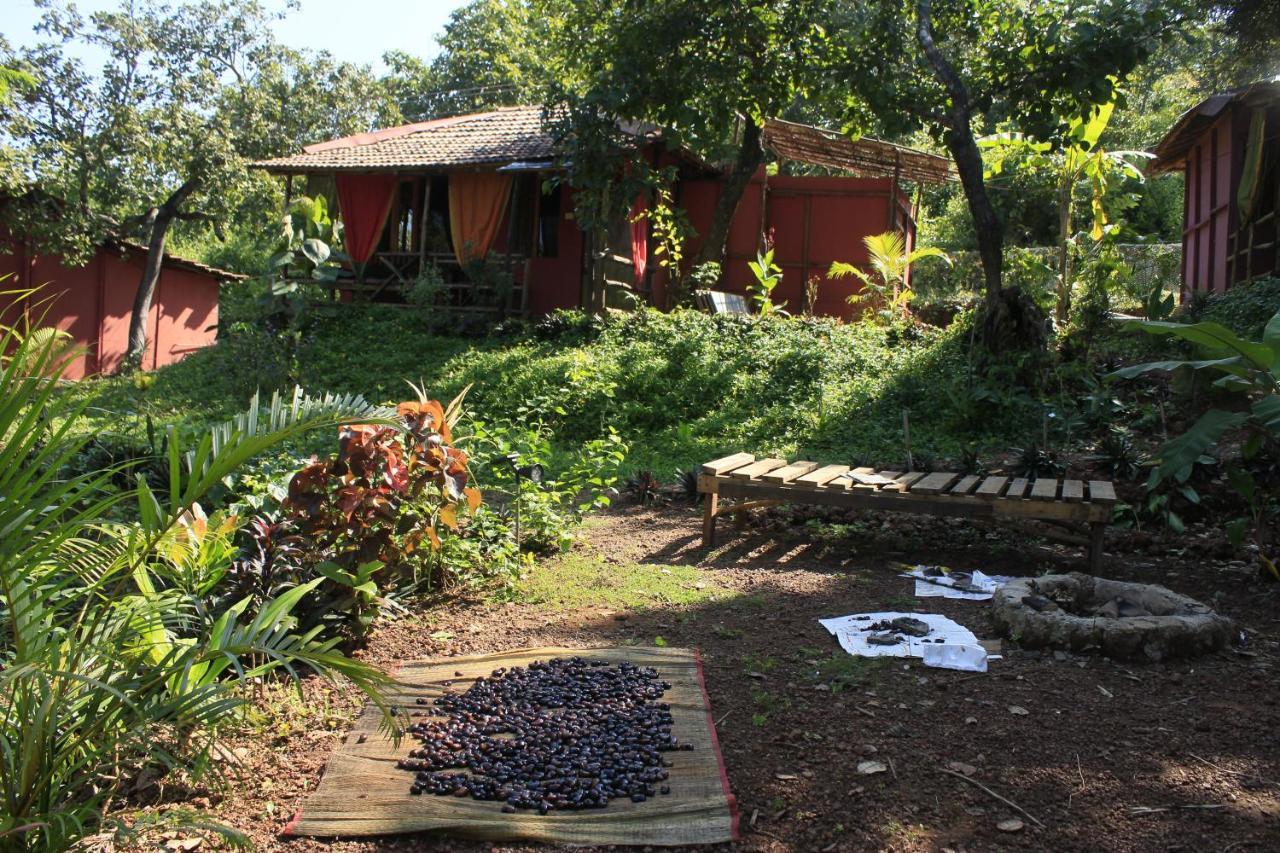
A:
981 99 1151 322
1109 308 1280 578
829 231 949 325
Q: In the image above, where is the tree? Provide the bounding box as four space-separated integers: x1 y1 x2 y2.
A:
982 101 1151 322
831 0 1171 345
541 0 838 269
383 0 552 121
1 0 396 369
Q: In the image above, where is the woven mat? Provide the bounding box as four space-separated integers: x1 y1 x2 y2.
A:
286 646 739 846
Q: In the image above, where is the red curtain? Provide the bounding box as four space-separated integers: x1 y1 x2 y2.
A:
448 172 514 263
630 194 648 286
336 173 399 264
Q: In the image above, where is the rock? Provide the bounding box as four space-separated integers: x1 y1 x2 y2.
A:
856 761 888 775
997 818 1024 833
991 574 1233 662
1009 706 1030 716
947 761 977 776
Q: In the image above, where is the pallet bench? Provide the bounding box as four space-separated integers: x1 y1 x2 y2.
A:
697 454 1117 572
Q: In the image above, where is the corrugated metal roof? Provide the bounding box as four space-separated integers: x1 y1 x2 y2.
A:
1150 81 1280 173
762 118 954 184
251 106 558 174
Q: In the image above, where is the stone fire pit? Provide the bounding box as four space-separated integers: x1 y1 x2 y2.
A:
991 573 1234 662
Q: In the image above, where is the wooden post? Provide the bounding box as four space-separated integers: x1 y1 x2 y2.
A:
701 487 719 547
1087 522 1105 574
419 177 432 270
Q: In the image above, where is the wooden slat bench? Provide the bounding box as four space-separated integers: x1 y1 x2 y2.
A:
698 454 1117 572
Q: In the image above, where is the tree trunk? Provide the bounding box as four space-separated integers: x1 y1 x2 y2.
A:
1056 179 1072 322
692 120 764 269
915 0 1002 310
124 177 199 372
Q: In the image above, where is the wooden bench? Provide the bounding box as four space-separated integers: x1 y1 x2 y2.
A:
697 454 1117 572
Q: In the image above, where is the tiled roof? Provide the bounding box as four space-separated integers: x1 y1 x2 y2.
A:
251 106 559 173
112 239 248 282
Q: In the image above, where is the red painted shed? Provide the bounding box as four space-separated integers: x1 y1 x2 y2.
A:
250 107 951 321
1151 81 1280 296
0 229 243 379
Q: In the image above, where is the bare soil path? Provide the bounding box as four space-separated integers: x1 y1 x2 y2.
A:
179 503 1280 852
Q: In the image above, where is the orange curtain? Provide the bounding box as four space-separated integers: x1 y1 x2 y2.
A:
448 172 514 263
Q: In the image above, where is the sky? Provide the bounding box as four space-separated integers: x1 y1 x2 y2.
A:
4 0 463 69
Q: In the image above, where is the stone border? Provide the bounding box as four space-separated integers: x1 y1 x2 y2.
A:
991 573 1234 662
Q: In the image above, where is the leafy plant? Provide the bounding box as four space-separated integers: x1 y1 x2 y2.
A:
1011 445 1065 478
269 194 347 283
1111 308 1280 574
282 392 482 598
0 327 391 850
624 470 663 506
747 237 786 316
982 99 1151 321
675 467 702 504
689 261 723 293
1092 430 1147 481
406 264 447 309
829 231 949 325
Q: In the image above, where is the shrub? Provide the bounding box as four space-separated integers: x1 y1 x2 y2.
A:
1177 277 1280 340
281 396 482 604
0 330 390 850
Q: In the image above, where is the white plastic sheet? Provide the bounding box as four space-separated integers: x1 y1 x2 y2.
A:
818 611 989 672
903 566 1011 601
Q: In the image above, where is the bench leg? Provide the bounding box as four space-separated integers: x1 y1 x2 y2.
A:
1087 523 1105 573
702 491 719 548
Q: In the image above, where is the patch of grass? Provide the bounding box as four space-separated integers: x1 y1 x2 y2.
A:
750 687 791 726
806 652 888 693
732 592 770 609
711 624 743 639
514 551 723 610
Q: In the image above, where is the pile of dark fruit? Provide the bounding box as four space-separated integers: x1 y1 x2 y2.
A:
397 657 690 814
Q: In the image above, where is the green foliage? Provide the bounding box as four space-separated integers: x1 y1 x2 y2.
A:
747 243 786 315
829 231 949 325
1178 278 1280 341
1111 307 1280 570
980 99 1152 320
0 328 391 850
269 195 346 283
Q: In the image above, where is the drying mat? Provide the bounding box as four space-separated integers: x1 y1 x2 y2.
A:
286 646 739 846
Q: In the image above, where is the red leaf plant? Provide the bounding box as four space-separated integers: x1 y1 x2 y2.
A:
282 398 482 573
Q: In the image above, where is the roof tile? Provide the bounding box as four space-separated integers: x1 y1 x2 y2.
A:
252 106 556 173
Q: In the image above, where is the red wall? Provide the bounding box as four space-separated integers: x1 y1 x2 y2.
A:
0 236 220 379
673 171 912 319
1182 114 1235 296
525 184 584 315
1179 100 1280 295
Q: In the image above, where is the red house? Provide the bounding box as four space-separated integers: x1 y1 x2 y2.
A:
250 106 951 320
1151 81 1280 296
1 229 243 379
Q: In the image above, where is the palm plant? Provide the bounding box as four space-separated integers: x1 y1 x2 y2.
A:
0 327 394 849
828 231 949 324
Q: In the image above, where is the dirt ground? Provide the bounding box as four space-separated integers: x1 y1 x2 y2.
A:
167 502 1280 852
